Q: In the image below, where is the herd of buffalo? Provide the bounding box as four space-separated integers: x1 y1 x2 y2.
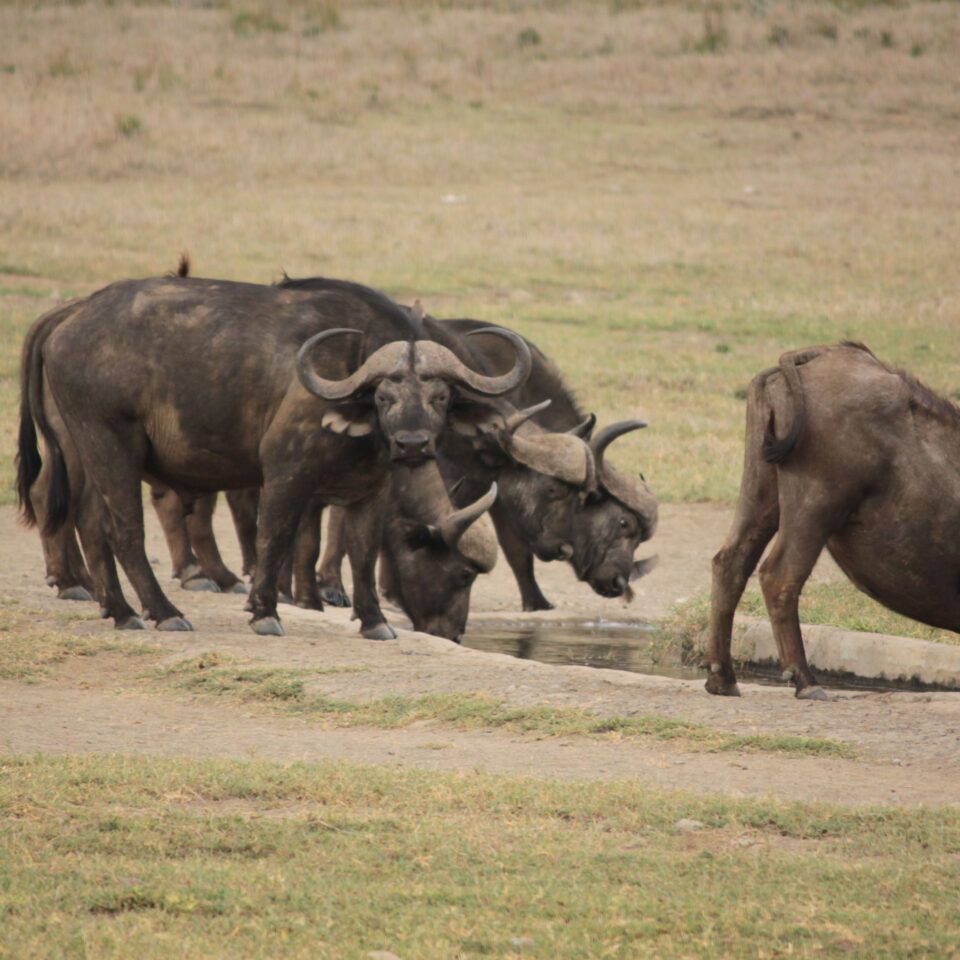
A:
16 259 959 699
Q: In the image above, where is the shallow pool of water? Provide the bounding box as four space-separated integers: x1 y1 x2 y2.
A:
462 623 949 693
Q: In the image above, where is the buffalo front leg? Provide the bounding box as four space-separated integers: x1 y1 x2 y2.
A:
316 505 351 607
291 498 323 610
491 503 554 611
344 487 396 641
247 477 312 636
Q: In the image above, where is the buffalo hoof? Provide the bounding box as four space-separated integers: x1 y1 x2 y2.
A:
362 622 397 641
320 587 351 608
46 575 58 587
157 616 194 632
116 616 146 631
522 598 555 612
59 585 94 602
796 685 830 701
182 577 221 593
704 675 741 697
278 593 294 606
230 582 249 595
252 617 285 637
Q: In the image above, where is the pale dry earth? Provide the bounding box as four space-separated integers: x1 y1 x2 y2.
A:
2 503 958 809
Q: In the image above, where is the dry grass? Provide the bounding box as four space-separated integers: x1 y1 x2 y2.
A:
1 0 958 504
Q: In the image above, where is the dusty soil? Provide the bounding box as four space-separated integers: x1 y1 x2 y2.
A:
2 503 958 809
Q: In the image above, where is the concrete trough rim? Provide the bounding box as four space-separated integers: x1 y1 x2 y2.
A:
733 616 960 691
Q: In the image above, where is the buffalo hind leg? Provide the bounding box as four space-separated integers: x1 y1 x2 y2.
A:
491 504 554 611
74 488 143 629
69 427 189 630
31 455 95 601
150 484 213 591
704 468 780 697
344 486 396 640
316 506 351 607
757 517 832 700
704 376 781 697
184 493 245 593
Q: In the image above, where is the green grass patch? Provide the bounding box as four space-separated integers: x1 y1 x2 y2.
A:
0 602 154 681
160 655 853 757
0 753 957 958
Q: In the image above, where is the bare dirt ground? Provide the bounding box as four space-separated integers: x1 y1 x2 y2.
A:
2 503 958 809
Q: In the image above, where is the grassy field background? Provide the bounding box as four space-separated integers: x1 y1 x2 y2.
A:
1 0 958 508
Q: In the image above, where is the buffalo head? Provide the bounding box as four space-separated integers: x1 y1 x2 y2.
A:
456 405 658 599
380 479 499 641
297 328 532 462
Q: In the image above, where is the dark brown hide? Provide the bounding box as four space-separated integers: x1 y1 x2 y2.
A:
705 342 960 699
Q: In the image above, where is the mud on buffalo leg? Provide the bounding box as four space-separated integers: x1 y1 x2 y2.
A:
66 425 189 630
490 502 554 611
316 505 350 607
226 488 259 578
184 493 244 593
344 484 396 640
291 498 323 610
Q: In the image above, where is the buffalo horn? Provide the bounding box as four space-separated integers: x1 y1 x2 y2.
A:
567 413 596 439
433 482 498 549
297 329 403 401
590 419 648 474
504 398 552 434
439 327 532 396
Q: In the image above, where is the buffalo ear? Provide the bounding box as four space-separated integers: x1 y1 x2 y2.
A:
447 401 504 438
321 403 376 438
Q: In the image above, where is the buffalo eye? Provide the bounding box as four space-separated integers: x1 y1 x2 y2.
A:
619 517 631 533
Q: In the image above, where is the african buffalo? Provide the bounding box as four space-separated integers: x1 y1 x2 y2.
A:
704 341 960 700
17 275 530 637
315 315 659 616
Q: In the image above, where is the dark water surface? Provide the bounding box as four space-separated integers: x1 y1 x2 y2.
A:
463 623 951 694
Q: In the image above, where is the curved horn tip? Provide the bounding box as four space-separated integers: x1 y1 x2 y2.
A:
505 398 551 434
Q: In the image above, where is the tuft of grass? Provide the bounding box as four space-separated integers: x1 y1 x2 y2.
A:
694 8 728 54
161 656 854 757
1 754 959 958
516 26 541 48
231 9 286 35
115 113 143 138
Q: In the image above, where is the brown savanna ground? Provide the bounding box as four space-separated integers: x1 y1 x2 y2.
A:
1 0 959 813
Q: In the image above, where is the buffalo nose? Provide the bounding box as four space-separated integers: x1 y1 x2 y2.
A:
558 543 574 561
395 431 431 455
614 575 627 595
